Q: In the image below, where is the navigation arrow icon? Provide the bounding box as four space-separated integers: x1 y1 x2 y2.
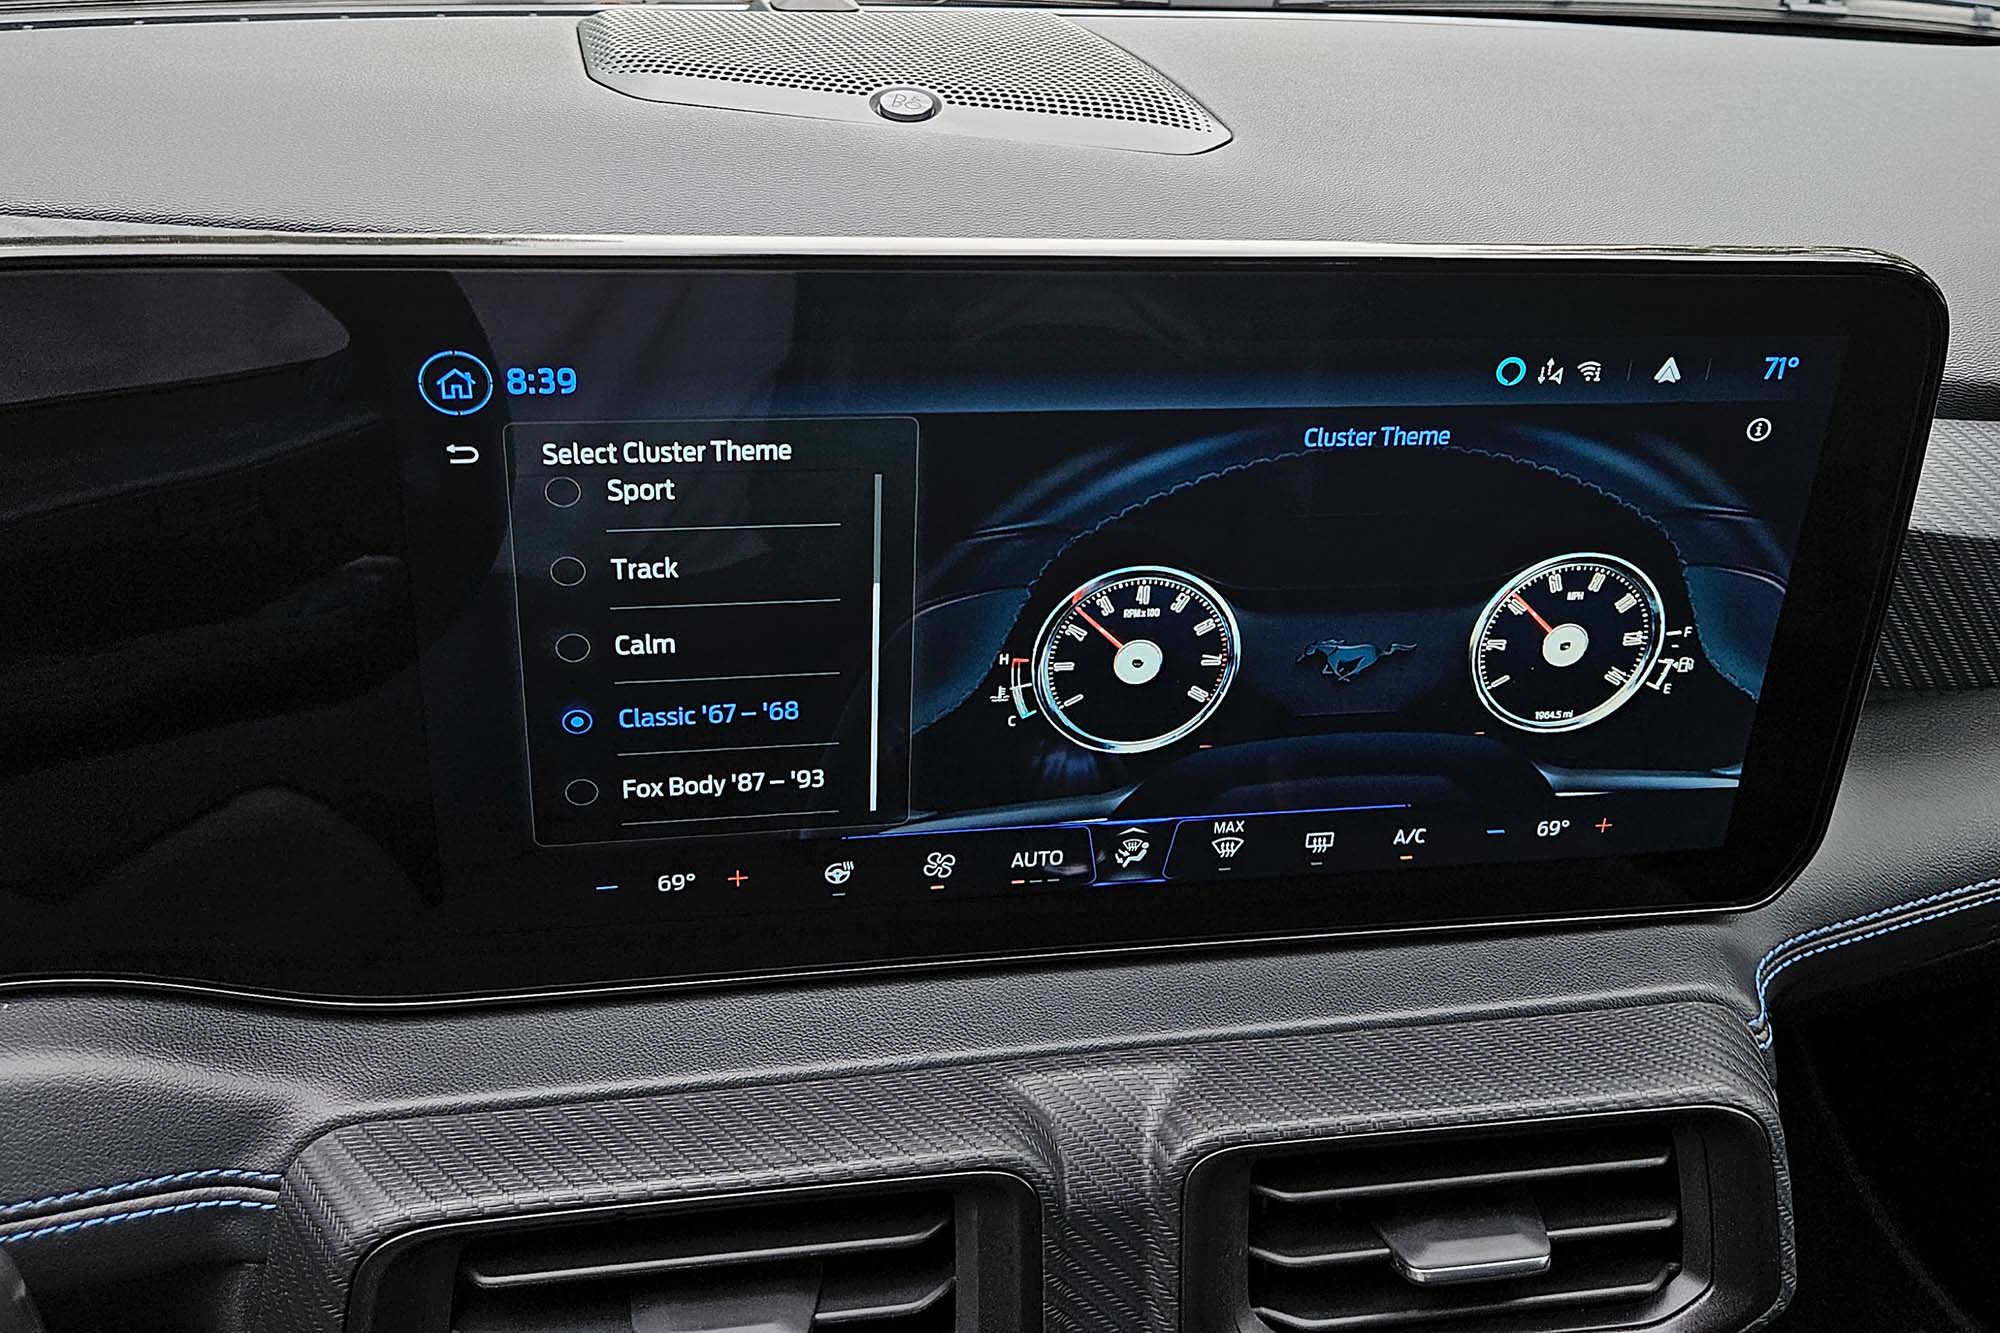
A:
1653 356 1682 385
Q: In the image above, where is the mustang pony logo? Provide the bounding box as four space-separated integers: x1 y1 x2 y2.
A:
1296 638 1417 683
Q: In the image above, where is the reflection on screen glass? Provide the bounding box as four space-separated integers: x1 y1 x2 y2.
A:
0 261 1904 996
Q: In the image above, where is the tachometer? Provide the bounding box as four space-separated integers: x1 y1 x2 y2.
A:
1470 553 1666 732
1031 566 1240 753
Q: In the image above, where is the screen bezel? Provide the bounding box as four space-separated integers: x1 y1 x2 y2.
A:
0 239 1948 1006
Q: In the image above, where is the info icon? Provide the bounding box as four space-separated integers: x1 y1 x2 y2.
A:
417 349 495 417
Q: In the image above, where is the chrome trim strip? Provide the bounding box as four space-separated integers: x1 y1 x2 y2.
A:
0 233 1930 273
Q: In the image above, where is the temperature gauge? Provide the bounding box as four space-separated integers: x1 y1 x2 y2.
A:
1031 566 1240 754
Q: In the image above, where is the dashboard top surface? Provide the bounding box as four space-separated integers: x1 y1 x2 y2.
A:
0 7 1995 411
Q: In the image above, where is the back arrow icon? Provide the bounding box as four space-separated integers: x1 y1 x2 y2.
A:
446 444 480 465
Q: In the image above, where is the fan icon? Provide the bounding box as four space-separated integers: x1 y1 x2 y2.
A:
922 852 957 881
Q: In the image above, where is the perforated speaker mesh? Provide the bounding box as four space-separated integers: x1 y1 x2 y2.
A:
577 9 1230 154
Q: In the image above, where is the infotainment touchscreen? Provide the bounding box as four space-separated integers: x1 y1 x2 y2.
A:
497 361 1796 879
0 246 1945 1000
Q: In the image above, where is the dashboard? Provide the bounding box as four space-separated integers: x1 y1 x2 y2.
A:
0 9 1997 1333
0 244 1943 999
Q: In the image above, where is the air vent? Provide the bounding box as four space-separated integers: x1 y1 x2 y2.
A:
354 1176 1036 1333
576 9 1231 155
1250 1123 1682 1331
1184 1112 1784 1333
454 1191 955 1331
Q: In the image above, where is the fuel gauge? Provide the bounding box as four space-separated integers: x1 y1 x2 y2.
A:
1471 553 1667 733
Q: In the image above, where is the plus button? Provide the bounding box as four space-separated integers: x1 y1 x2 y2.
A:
1594 818 1614 834
727 869 750 887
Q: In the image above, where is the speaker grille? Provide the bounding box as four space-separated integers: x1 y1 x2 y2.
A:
577 9 1230 154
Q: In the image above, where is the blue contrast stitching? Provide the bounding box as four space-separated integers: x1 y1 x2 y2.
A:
1752 877 2000 986
0 1198 279 1247
0 1169 283 1219
1749 882 2000 1046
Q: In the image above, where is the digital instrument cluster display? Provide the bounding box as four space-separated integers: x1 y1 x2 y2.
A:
0 248 1945 1000
440 295 1839 916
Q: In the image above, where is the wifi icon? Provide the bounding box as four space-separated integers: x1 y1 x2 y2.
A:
1577 360 1604 383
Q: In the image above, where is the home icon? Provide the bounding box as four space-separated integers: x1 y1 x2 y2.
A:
416 349 494 416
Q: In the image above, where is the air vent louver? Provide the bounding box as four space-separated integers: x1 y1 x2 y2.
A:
354 1174 1035 1333
1244 1123 1689 1332
452 1191 959 1333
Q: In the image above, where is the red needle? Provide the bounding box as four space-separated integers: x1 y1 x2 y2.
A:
1073 605 1127 651
1510 592 1556 636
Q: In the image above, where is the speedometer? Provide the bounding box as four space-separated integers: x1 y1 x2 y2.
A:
1031 566 1240 754
1470 553 1666 732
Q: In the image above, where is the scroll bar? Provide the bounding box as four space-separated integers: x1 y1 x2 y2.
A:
869 473 883 812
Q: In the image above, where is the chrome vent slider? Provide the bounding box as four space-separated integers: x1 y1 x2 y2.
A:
1369 1189 1554 1287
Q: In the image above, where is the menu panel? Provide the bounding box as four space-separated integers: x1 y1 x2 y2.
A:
507 418 919 844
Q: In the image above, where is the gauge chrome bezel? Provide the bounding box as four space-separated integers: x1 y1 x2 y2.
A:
1029 564 1242 755
1468 551 1668 734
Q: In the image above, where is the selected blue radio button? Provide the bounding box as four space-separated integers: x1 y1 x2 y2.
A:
1495 356 1528 387
561 707 595 736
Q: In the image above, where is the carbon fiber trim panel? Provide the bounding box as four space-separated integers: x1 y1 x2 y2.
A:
253 1000 1786 1333
1876 419 2000 693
